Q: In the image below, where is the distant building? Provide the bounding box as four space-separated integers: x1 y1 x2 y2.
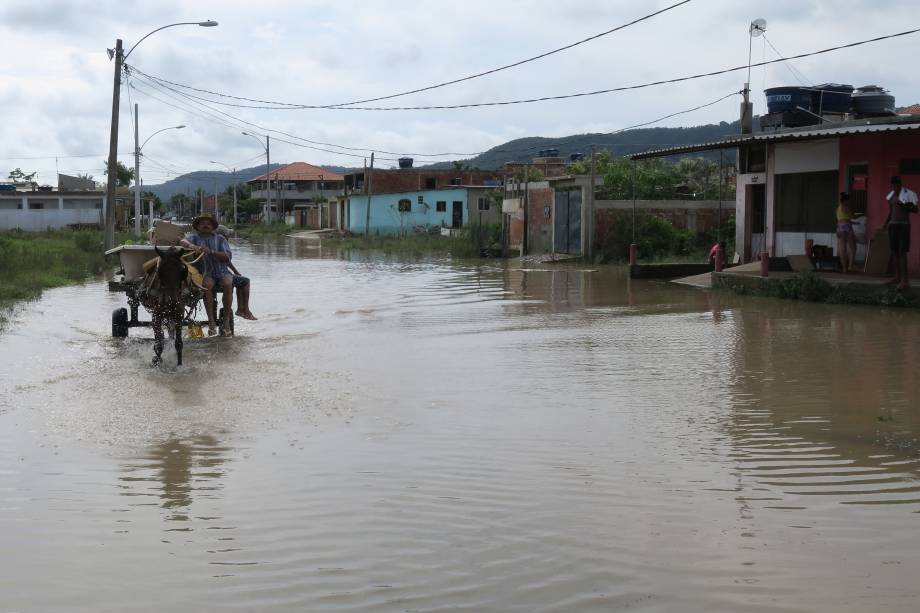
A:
0 189 106 230
342 186 501 235
248 162 345 223
344 166 502 196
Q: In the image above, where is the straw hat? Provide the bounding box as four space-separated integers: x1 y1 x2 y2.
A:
192 213 217 231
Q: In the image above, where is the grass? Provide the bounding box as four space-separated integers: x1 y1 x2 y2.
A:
233 222 297 238
0 229 133 322
337 225 501 259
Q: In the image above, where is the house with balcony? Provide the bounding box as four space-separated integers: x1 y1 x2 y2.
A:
247 162 345 225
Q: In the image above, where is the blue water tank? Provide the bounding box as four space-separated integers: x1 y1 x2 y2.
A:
765 86 813 114
811 83 853 114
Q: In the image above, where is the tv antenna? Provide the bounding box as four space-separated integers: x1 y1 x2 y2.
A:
748 18 767 87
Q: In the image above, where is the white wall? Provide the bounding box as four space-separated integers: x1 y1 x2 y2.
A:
0 209 102 230
773 139 839 174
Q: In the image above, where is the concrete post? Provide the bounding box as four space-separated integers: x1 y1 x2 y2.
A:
57 196 64 210
629 243 638 265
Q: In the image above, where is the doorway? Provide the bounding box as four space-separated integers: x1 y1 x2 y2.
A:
452 201 463 229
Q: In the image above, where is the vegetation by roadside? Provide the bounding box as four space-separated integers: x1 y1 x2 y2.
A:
594 210 735 264
232 223 297 238
0 229 132 324
718 270 920 308
337 224 502 259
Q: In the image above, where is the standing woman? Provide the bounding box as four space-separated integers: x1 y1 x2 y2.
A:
836 192 856 272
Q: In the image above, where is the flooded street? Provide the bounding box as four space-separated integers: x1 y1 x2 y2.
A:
2 239 920 612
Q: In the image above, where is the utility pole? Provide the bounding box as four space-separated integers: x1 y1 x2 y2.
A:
232 168 238 225
133 102 141 236
265 135 271 222
364 153 374 236
587 145 597 260
522 164 530 257
104 38 123 250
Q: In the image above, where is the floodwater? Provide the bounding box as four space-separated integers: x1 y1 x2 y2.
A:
2 239 920 613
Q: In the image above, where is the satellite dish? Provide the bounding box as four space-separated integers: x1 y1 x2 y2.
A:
750 18 767 37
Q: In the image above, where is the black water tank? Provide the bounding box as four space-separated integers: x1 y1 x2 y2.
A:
811 83 853 114
765 86 813 114
570 152 585 162
851 85 896 116
398 157 414 169
544 148 559 158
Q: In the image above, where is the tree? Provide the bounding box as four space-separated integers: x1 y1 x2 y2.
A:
512 166 544 183
8 168 37 189
142 191 163 212
102 161 134 187
566 153 735 201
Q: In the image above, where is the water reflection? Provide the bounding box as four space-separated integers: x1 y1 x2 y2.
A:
121 434 229 522
728 304 920 509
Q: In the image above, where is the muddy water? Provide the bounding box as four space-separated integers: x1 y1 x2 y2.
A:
2 239 920 612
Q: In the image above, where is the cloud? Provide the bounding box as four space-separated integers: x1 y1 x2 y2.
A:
3 0 920 185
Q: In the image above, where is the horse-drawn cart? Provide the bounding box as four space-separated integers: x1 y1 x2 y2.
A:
106 244 234 364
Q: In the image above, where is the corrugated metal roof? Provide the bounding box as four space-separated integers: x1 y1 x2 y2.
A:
629 120 920 160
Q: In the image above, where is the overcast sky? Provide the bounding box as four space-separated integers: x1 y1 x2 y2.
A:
2 0 918 186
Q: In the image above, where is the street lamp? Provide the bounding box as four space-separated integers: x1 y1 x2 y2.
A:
134 115 185 235
104 20 218 249
241 132 271 223
210 160 237 226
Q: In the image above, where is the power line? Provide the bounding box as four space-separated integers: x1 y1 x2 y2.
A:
325 0 692 107
131 26 920 111
762 33 812 86
128 1 691 112
129 68 487 158
132 68 741 166
131 69 739 165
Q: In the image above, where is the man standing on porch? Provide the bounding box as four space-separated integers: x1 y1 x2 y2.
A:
885 176 918 290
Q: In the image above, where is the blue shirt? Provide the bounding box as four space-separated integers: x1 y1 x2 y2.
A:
185 232 232 279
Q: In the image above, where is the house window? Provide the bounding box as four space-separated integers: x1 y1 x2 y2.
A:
452 178 462 186
425 177 437 189
417 195 424 204
436 201 446 212
899 158 920 175
398 199 412 212
29 202 44 210
774 171 837 233
477 197 490 211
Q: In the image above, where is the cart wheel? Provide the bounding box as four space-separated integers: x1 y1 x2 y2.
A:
218 308 234 336
112 308 129 338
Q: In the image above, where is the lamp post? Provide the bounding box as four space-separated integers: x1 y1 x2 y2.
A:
134 112 184 235
104 19 218 249
210 160 237 226
242 132 270 223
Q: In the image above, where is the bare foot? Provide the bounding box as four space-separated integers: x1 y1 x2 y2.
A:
208 326 218 336
238 310 258 321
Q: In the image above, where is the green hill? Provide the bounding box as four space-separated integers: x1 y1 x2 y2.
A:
424 119 750 169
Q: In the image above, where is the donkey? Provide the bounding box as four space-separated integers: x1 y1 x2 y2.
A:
144 247 190 366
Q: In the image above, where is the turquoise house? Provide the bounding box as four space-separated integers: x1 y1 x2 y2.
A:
345 188 470 235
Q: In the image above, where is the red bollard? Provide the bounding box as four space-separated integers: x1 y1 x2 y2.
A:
760 252 770 277
804 238 814 257
629 243 638 265
714 245 724 272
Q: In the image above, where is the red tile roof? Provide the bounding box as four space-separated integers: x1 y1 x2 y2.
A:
899 104 920 115
249 162 344 182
